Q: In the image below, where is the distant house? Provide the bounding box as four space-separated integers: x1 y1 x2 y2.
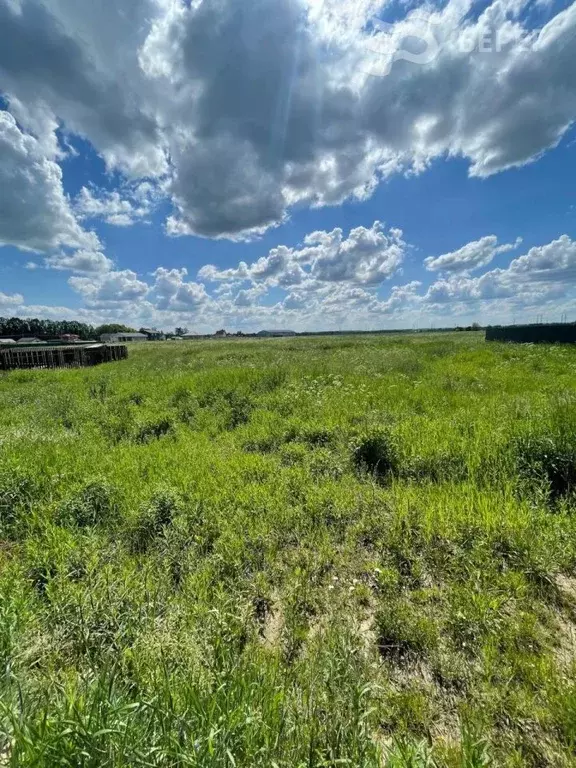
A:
60 334 80 343
17 337 46 345
100 332 148 343
140 328 165 341
257 330 297 337
0 339 16 345
214 329 228 337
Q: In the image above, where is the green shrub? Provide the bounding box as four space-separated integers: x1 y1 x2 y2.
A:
376 601 439 661
514 432 576 502
405 451 469 484
88 377 112 402
98 406 135 444
134 417 174 443
279 442 308 467
0 471 42 538
226 391 254 430
57 481 120 528
197 387 254 430
376 600 439 660
250 368 287 394
171 388 198 425
308 447 345 480
300 428 334 447
353 430 399 481
129 489 181 553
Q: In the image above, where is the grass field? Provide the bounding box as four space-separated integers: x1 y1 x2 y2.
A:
2 332 576 766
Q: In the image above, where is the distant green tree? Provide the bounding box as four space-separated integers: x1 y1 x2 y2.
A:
94 324 137 337
174 327 189 337
0 317 95 340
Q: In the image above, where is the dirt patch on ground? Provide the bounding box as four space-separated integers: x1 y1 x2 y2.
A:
556 574 576 604
554 613 576 667
358 605 377 651
553 575 576 666
260 601 284 649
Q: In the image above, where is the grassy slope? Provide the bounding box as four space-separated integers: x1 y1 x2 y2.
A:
1 333 576 766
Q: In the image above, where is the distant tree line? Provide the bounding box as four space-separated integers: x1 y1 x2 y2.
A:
94 324 137 336
0 318 136 340
455 322 483 332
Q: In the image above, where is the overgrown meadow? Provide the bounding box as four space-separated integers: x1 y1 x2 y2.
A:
2 333 576 766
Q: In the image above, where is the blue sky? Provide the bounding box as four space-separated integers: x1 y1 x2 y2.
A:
0 0 575 332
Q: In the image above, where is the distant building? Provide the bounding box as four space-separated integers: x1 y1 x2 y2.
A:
60 334 80 342
100 332 148 343
140 328 165 341
0 339 16 345
214 329 228 337
257 330 297 337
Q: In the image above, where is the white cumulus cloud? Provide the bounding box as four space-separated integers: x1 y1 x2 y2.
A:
422 234 576 306
0 0 574 240
424 236 522 273
200 221 405 287
69 269 149 307
75 184 159 227
0 110 100 254
46 250 113 274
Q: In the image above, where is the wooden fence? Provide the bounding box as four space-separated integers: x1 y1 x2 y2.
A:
486 324 576 344
0 344 128 371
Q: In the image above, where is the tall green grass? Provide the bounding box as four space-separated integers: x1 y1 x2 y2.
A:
1 333 576 765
